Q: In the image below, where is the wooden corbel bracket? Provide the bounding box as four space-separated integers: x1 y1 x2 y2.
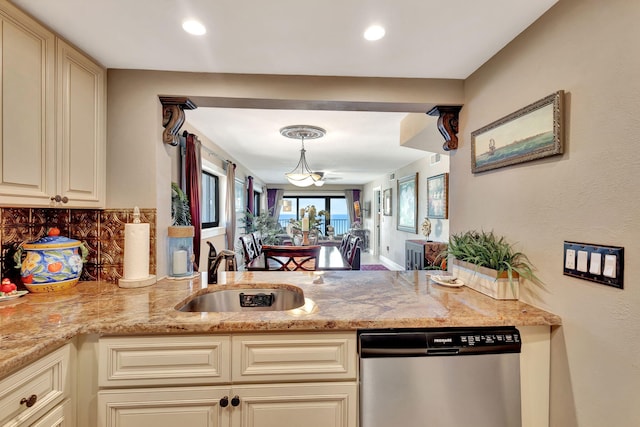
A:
427 105 463 151
159 96 197 146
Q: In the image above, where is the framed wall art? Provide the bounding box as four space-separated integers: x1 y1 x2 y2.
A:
383 188 392 216
397 173 418 233
471 90 564 173
427 173 448 219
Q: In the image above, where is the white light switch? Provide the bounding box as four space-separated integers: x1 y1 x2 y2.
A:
603 254 617 278
577 250 589 272
565 249 576 269
589 252 602 275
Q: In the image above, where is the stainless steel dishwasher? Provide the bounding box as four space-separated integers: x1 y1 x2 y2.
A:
359 327 522 427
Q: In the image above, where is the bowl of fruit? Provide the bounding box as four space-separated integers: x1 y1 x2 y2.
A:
14 228 88 293
0 278 27 301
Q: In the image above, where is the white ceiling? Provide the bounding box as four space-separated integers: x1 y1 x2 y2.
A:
13 0 557 185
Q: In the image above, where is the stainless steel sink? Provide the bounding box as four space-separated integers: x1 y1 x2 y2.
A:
177 285 305 312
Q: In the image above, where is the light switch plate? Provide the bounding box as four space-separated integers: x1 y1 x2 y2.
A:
563 241 624 289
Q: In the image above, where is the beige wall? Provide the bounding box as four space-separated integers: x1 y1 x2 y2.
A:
364 153 449 266
457 0 640 425
107 71 463 275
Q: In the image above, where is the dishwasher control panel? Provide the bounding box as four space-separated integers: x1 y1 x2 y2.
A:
426 330 520 353
359 327 521 357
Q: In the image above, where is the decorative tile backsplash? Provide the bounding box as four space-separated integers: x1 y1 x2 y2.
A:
0 207 156 283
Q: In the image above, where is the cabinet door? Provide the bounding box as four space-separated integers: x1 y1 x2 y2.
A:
56 39 105 207
0 344 72 427
231 383 357 427
29 399 73 427
98 386 230 427
0 1 55 205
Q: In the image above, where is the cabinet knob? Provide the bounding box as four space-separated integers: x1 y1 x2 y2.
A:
50 195 69 204
20 394 37 408
231 395 240 407
219 396 229 407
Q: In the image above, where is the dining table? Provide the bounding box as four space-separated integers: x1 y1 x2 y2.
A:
246 245 352 271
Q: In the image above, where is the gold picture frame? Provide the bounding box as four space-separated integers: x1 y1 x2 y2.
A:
427 173 448 219
471 90 564 173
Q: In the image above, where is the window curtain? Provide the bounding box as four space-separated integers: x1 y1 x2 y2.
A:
225 161 237 250
247 176 254 214
267 188 284 219
184 132 202 271
344 190 358 225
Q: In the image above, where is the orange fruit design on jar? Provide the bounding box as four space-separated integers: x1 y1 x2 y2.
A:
48 262 63 273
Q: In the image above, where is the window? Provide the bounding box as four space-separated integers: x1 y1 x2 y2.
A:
235 180 244 213
279 196 349 235
201 171 219 228
247 187 261 216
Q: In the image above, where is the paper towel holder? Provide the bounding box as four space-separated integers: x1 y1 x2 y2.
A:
118 207 157 289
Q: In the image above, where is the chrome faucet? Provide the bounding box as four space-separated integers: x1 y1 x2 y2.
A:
207 241 237 284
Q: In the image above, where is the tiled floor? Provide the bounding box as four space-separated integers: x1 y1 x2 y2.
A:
360 251 403 270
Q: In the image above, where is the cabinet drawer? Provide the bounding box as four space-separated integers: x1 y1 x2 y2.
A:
232 332 356 383
99 335 231 387
0 344 71 427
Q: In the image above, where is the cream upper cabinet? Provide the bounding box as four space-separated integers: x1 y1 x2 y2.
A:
0 0 55 205
55 39 105 208
0 0 105 208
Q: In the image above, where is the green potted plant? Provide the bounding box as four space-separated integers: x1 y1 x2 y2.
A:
445 230 540 300
243 209 284 245
171 182 191 226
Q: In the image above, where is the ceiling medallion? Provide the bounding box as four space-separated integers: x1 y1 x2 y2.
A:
281 125 326 187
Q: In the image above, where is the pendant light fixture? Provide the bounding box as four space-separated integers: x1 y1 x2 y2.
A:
281 125 326 187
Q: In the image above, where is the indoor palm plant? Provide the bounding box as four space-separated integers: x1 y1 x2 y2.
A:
243 209 283 245
445 230 540 299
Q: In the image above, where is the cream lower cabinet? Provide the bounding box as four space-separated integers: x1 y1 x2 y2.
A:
98 386 230 427
0 343 75 427
97 333 357 427
231 383 356 427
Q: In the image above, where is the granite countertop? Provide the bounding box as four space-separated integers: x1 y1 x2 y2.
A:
0 270 561 376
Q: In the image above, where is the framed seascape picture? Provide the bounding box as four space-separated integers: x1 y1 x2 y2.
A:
427 173 448 219
471 90 564 173
397 173 418 233
383 188 392 216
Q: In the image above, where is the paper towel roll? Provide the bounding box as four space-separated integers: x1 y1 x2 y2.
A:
123 222 150 280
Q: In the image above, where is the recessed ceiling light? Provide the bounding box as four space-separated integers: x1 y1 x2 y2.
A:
364 25 385 41
182 20 206 36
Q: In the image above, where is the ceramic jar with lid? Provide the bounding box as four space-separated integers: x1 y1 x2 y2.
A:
17 228 87 292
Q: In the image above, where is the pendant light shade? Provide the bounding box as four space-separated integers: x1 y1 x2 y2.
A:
281 125 326 187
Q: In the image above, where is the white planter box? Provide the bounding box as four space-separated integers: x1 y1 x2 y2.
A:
452 259 519 300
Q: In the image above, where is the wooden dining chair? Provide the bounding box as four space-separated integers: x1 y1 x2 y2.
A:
251 231 263 255
343 235 362 270
339 233 351 256
262 245 321 271
239 234 260 265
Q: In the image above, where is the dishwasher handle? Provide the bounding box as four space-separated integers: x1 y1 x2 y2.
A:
359 332 428 357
